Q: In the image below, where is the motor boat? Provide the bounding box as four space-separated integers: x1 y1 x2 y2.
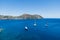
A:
45 22 48 27
34 23 37 26
25 26 28 31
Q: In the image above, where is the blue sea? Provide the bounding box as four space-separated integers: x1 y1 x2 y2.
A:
0 18 60 40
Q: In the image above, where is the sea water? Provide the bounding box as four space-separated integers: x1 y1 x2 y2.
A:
0 18 60 40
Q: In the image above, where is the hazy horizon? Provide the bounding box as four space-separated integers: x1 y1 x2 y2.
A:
0 0 60 18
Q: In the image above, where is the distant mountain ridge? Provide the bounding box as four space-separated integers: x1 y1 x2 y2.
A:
0 14 43 19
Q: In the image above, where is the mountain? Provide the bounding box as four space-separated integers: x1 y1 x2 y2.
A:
0 14 43 19
18 14 43 19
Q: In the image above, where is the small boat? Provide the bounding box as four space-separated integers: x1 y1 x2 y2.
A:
25 26 28 31
34 19 37 26
45 24 48 27
0 28 3 32
34 23 37 26
45 22 48 27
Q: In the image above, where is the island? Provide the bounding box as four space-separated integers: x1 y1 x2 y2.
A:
0 14 43 20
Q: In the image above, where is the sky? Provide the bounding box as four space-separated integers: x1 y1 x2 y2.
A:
0 0 60 18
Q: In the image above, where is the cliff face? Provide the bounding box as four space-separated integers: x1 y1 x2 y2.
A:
0 14 43 19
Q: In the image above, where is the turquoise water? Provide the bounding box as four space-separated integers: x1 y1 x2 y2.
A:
0 19 60 40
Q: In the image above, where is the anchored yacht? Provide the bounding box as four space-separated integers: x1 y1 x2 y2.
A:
45 22 48 27
34 22 37 26
25 26 28 30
